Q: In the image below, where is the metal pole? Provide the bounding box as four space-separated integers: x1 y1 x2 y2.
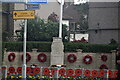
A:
106 70 108 80
22 19 27 80
59 0 64 38
22 0 27 80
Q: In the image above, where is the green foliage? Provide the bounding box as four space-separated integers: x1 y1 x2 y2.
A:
6 75 41 80
75 3 89 30
65 42 117 53
18 18 68 42
75 2 89 15
3 42 117 53
2 42 51 52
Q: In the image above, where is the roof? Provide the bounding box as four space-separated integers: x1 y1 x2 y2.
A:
63 3 81 22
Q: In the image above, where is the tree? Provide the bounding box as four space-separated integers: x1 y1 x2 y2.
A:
48 12 59 22
75 3 89 30
18 17 68 42
75 3 89 15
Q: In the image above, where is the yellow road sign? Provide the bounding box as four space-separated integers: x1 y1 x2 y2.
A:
13 10 35 19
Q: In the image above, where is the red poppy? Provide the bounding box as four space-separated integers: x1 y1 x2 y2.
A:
21 53 31 62
38 53 47 62
26 67 32 73
67 54 77 63
14 72 17 74
8 53 16 62
33 67 40 74
99 64 108 69
30 73 34 76
101 55 108 62
8 67 15 73
83 55 93 64
17 67 22 74
59 68 66 76
89 76 94 79
7 73 10 76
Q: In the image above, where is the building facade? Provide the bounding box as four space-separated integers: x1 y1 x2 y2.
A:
2 3 14 41
63 3 88 41
88 2 120 44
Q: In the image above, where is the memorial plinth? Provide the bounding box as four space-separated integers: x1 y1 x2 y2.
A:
50 37 64 66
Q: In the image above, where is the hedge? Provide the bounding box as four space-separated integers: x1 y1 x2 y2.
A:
2 42 118 53
2 42 51 52
64 43 118 53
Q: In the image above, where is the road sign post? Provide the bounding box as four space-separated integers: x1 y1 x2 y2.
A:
22 19 27 80
11 0 47 80
12 8 35 80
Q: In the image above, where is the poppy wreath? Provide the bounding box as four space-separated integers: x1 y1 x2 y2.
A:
75 69 82 76
67 69 74 76
83 55 93 64
8 52 16 62
99 64 108 69
67 54 77 63
101 54 108 62
38 53 47 62
43 68 50 75
84 70 91 77
59 68 66 76
26 67 32 73
17 67 22 74
8 67 15 74
92 70 98 77
33 67 40 74
21 53 31 62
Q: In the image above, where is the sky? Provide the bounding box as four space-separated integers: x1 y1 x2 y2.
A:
74 0 88 4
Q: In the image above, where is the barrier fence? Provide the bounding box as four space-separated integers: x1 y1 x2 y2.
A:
0 66 118 80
